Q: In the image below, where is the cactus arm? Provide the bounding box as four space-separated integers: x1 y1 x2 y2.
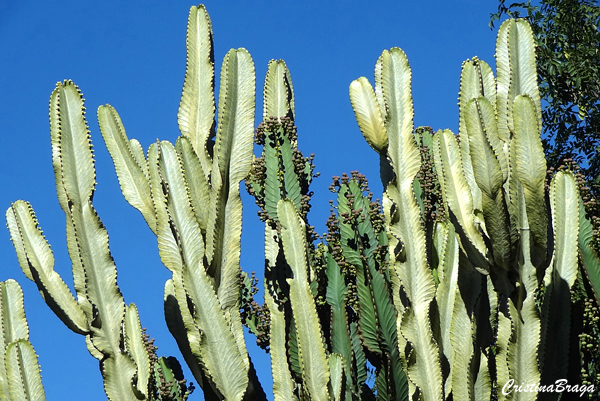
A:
507 188 541 401
349 77 388 154
578 196 600 305
158 141 205 275
6 201 89 335
458 58 499 206
51 82 95 209
496 19 541 144
155 140 249 399
265 289 296 401
51 81 126 354
324 253 353 382
97 104 156 233
328 353 344 401
540 171 580 384
434 221 475 400
181 250 249 400
473 353 491 401
264 59 295 120
512 95 547 259
433 129 488 264
163 279 205 389
378 48 415 178
265 287 296 401
212 49 256 360
264 225 297 401
176 137 210 232
495 309 512 401
278 199 330 401
465 98 512 270
374 47 442 400
0 280 46 401
0 280 30 399
49 80 142 400
124 304 152 398
178 4 216 177
206 49 255 304
5 339 46 401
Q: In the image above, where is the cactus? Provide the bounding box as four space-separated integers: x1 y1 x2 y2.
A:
0 279 45 401
5 4 600 400
350 17 600 401
5 80 193 401
99 5 263 400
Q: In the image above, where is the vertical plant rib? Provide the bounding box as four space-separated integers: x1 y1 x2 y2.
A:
458 58 498 210
278 199 330 401
512 95 547 259
349 77 388 154
375 47 442 401
6 201 89 335
265 226 296 401
178 4 216 177
264 59 295 121
0 280 31 400
98 105 156 233
433 129 488 267
5 339 45 401
541 171 579 384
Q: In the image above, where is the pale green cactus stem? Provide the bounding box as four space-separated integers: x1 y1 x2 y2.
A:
350 17 597 401
0 280 46 401
6 80 157 401
99 5 262 399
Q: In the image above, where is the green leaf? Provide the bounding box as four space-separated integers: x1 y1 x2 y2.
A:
325 253 352 381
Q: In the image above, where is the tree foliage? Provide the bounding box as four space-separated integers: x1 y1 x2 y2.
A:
491 0 600 181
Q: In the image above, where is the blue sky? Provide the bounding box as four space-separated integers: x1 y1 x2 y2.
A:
1 1 499 399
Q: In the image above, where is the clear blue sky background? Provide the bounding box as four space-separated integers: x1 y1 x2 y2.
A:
1 1 501 399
